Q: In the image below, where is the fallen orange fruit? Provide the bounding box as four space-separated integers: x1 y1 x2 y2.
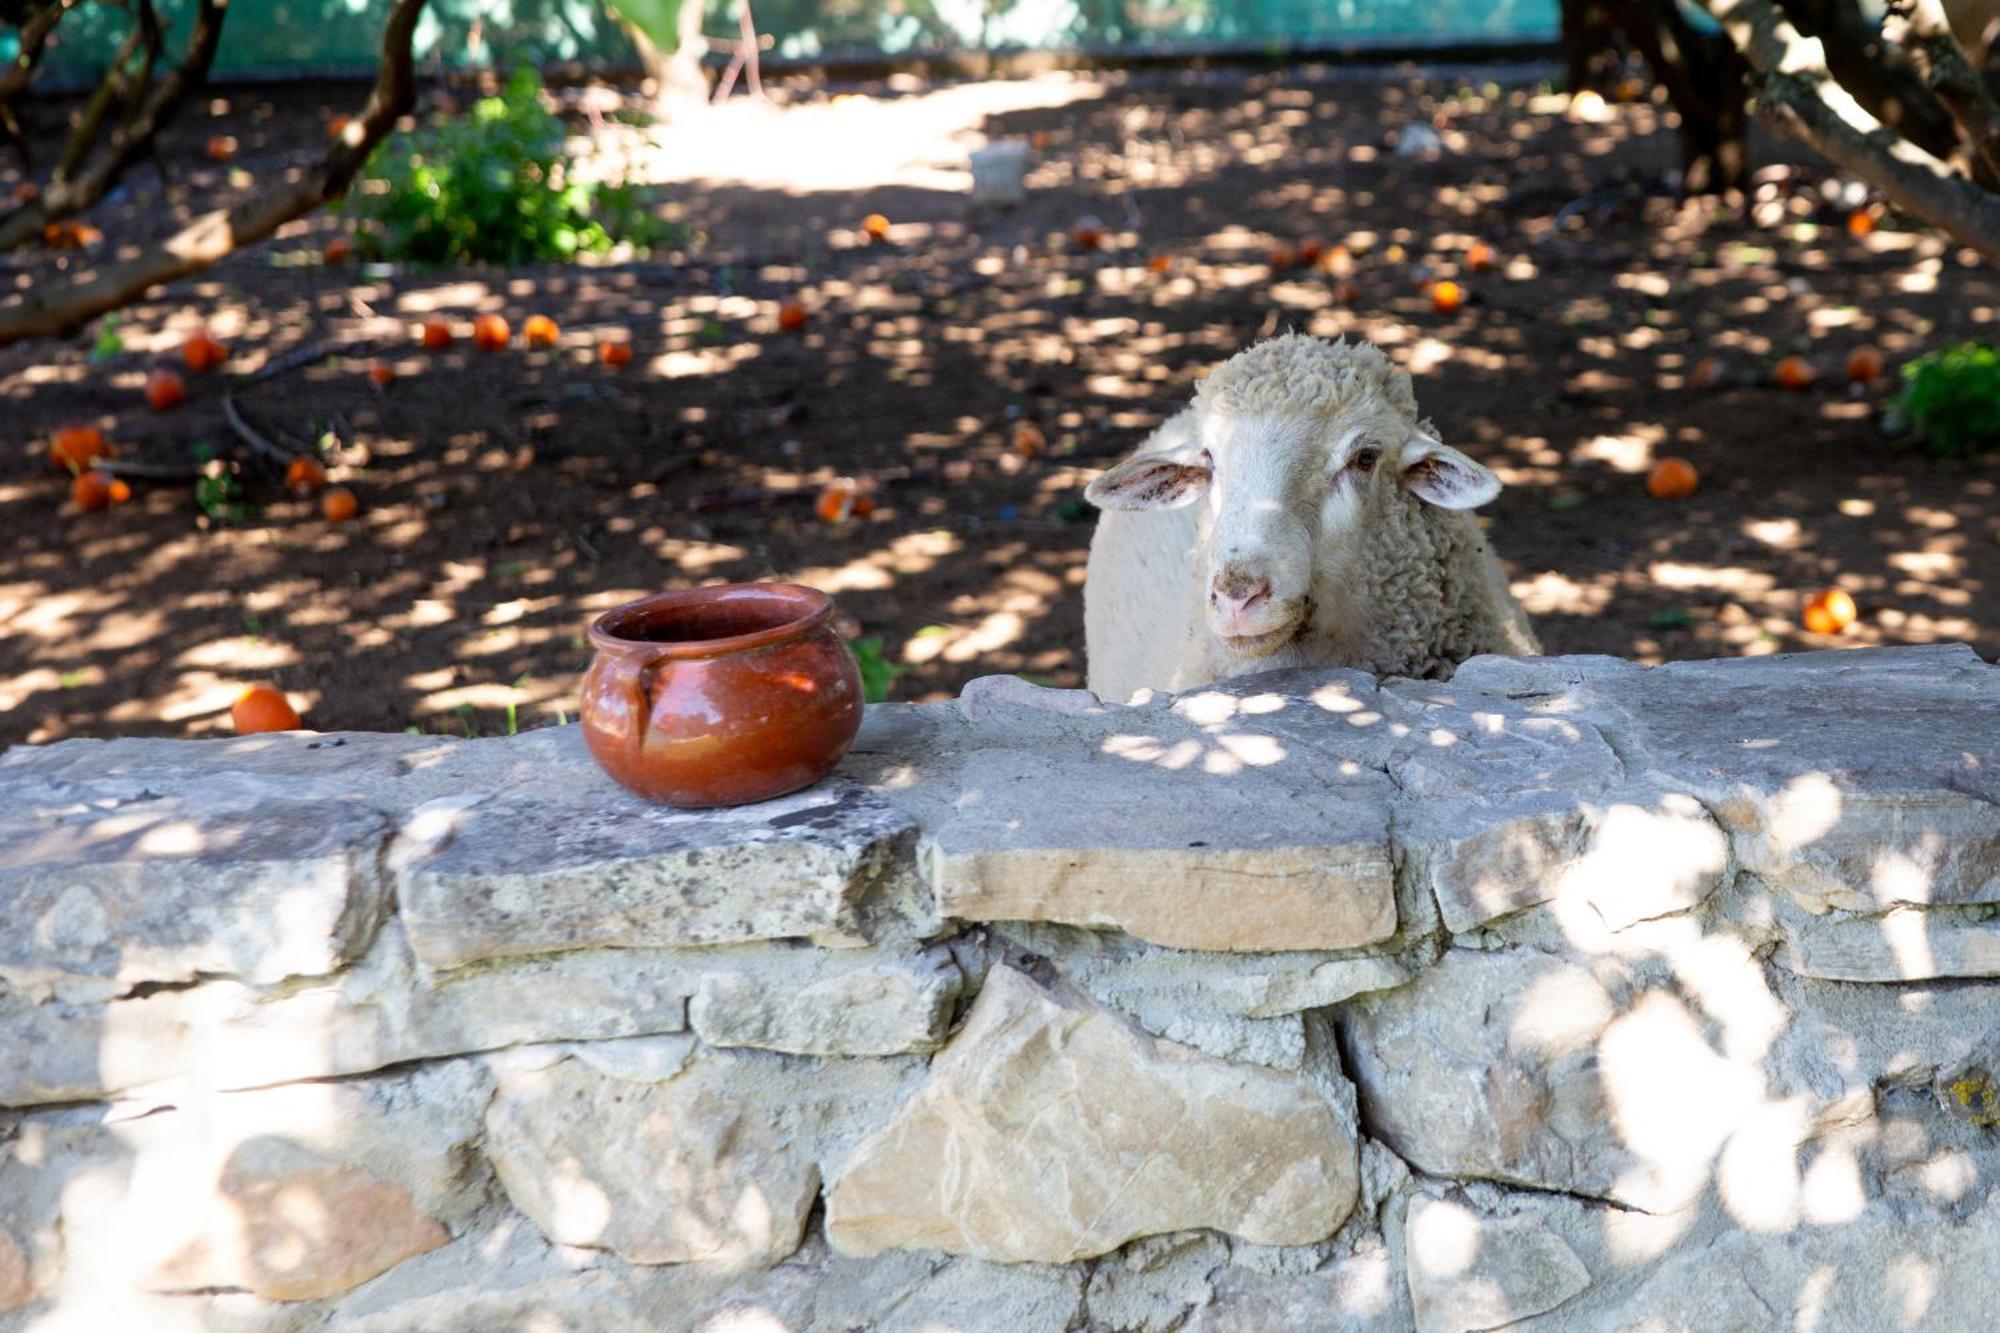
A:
1802 587 1857 634
232 683 302 734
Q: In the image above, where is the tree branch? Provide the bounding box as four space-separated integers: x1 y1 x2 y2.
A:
1704 0 2000 265
0 0 429 342
1885 0 2000 180
0 0 227 251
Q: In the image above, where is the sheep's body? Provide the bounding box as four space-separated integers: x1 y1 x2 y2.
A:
1083 337 1538 701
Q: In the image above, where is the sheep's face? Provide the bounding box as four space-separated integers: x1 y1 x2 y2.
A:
1085 405 1501 662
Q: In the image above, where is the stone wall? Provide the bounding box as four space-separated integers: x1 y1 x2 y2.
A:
2 644 1998 1332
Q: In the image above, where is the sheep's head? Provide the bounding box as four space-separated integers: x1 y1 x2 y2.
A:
1084 334 1501 662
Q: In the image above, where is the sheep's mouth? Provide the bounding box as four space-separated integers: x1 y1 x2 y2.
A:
1219 623 1303 658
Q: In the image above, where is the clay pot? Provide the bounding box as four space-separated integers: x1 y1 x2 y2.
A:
581 583 863 807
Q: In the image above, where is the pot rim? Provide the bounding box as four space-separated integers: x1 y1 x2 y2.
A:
589 582 836 662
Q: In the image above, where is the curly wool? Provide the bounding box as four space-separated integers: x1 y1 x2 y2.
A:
1193 333 1417 424
1321 488 1539 680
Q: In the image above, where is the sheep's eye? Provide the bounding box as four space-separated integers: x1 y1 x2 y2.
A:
1351 447 1380 473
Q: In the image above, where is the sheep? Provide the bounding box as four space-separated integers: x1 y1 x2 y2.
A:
1081 333 1538 701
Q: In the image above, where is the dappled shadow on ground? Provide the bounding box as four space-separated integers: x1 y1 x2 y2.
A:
0 64 1994 743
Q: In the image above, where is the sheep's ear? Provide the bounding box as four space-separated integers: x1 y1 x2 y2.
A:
1401 431 1500 510
1085 451 1211 511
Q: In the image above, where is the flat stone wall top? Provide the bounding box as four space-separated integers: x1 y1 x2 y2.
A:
1 645 1997 1332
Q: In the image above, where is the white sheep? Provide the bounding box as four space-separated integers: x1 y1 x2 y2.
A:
1082 333 1538 700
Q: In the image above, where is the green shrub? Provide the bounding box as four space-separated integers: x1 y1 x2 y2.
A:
344 68 661 265
1895 342 2000 458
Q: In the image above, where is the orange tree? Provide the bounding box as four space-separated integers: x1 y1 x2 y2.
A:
0 0 429 342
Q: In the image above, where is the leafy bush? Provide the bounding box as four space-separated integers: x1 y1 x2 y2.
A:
345 68 660 265
1895 342 2000 458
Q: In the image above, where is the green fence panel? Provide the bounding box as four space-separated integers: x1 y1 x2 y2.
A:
11 0 1558 88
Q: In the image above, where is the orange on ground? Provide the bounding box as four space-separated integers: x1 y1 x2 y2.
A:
321 487 359 522
368 360 395 386
1333 280 1362 305
1267 246 1297 270
1802 587 1858 635
206 135 237 162
285 456 328 495
1146 254 1172 274
1689 356 1726 390
324 235 350 263
49 425 112 473
777 300 809 332
1071 222 1104 251
861 213 891 240
145 369 186 411
1298 238 1326 265
12 181 37 205
1319 244 1354 277
42 220 102 249
420 318 453 350
472 313 511 350
1431 280 1464 315
183 330 228 373
1646 457 1700 501
1846 209 1875 238
1846 346 1883 384
71 469 130 512
328 114 352 139
816 479 874 523
1465 241 1497 272
1775 356 1815 390
231 683 301 734
600 339 633 368
1012 421 1047 458
523 314 561 347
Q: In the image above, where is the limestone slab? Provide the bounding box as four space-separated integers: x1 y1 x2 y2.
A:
1773 907 2000 982
689 947 960 1056
1458 645 2000 915
825 965 1359 1263
391 778 916 970
1405 1195 1590 1333
483 1052 822 1268
1341 948 1645 1208
926 747 1396 953
0 791 390 989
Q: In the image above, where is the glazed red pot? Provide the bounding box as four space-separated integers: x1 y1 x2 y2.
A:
580 583 864 807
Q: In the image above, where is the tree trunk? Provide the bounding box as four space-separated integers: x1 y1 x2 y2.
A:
1564 0 1755 193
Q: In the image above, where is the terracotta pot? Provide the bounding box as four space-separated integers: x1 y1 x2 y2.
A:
581 583 864 807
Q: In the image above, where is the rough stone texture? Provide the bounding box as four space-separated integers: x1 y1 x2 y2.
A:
871 673 1401 953
392 779 915 969
1341 947 1658 1209
689 946 961 1056
0 1231 31 1314
825 966 1359 1262
483 1051 823 1268
1404 1195 1590 1333
1771 905 2000 982
158 1156 449 1302
0 791 389 990
1 647 1998 1332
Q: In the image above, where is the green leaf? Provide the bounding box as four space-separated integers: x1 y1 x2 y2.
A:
848 636 907 704
1649 609 1693 630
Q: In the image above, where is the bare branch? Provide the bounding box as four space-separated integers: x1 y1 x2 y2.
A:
0 0 228 251
1885 0 2000 180
0 0 430 342
1703 0 2000 264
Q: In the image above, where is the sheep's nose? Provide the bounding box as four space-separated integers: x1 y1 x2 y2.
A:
1210 572 1273 620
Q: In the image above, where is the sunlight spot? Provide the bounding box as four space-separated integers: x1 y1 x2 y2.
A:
1796 1266 1837 1333
1800 1140 1865 1225
1885 1254 1937 1327
1408 1198 1480 1279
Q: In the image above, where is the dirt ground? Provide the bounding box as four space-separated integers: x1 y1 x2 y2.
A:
3 63 1997 745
